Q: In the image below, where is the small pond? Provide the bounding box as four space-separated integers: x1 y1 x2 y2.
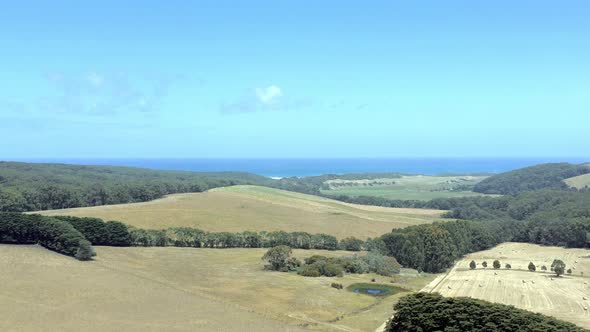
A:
346 283 406 297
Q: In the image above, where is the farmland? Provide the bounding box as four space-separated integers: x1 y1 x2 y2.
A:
422 242 590 329
321 175 491 201
37 185 442 239
0 244 436 332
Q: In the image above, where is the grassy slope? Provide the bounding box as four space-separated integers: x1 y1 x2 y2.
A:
0 245 436 332
321 175 490 201
37 185 442 239
564 165 590 189
564 173 590 189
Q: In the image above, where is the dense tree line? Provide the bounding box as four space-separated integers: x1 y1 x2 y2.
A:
386 292 585 332
444 190 590 248
48 215 351 250
0 213 94 260
473 162 589 195
380 190 590 273
0 161 271 212
129 227 343 250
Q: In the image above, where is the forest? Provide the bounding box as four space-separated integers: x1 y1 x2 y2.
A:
0 161 270 211
386 292 585 332
473 162 590 194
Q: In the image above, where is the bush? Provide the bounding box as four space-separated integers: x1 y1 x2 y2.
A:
339 237 363 251
505 263 512 269
469 260 476 269
323 263 344 277
331 282 343 290
298 265 321 277
362 252 401 276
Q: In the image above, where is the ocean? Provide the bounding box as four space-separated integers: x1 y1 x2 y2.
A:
20 157 589 178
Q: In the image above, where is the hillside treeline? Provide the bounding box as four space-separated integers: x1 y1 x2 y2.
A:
0 213 93 260
0 162 270 212
379 190 590 273
473 162 590 194
386 292 585 332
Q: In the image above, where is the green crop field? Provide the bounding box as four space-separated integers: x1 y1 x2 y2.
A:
0 244 436 332
321 175 491 201
37 185 443 239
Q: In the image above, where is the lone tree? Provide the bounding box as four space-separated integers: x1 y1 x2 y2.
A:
469 260 476 270
493 260 501 269
482 261 488 268
528 262 536 272
551 259 566 277
505 263 511 269
262 245 292 271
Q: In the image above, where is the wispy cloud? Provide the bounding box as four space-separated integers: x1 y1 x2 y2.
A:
255 85 282 104
37 71 183 115
220 85 313 114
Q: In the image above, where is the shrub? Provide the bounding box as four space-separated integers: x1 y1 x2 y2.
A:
286 257 302 271
541 265 547 271
362 252 401 276
323 263 344 277
505 263 512 269
339 237 364 251
469 260 476 269
567 268 572 274
298 265 321 277
331 282 343 290
482 261 488 268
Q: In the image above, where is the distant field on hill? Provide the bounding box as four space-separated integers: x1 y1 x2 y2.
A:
0 245 436 332
422 242 590 329
321 175 490 201
37 185 442 239
564 173 590 189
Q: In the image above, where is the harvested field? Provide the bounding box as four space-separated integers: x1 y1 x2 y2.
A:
422 242 590 329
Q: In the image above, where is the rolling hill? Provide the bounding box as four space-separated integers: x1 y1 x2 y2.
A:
37 185 443 239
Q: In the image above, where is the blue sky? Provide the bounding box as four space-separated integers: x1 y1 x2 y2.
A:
1 1 589 158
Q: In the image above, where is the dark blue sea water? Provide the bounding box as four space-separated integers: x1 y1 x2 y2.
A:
20 157 589 178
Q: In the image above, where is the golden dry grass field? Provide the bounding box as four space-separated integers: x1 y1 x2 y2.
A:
36 185 443 239
422 242 590 329
0 244 436 332
564 173 590 189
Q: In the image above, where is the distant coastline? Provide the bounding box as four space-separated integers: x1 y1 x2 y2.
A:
12 157 589 178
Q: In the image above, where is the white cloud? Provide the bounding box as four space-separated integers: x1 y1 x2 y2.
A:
255 85 282 104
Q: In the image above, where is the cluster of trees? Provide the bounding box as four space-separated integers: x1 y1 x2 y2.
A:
261 246 401 277
386 292 585 332
473 163 590 195
380 218 519 273
0 213 93 260
0 161 271 212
